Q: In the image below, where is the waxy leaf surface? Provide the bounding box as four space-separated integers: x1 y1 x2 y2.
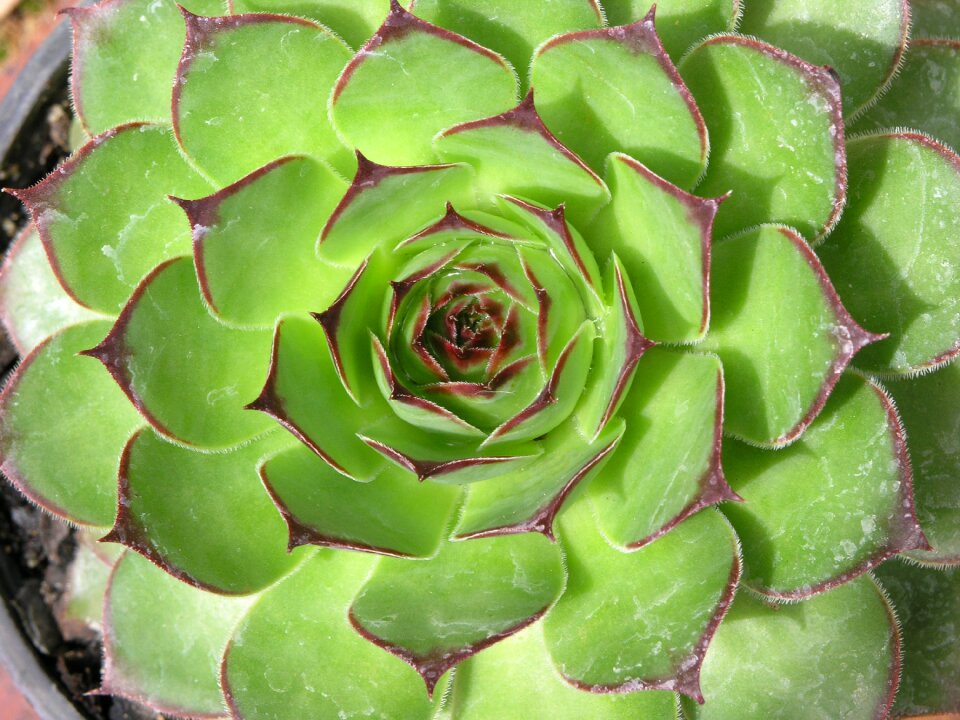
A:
601 0 739 59
229 0 392 48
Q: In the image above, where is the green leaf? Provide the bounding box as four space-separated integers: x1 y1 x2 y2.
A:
224 551 436 720
601 0 740 59
11 123 212 314
738 0 909 117
411 0 602 92
229 0 390 48
587 153 722 343
884 362 960 564
817 132 960 375
249 315 388 480
855 40 960 152
454 417 624 539
0 321 141 526
0 224 102 354
680 35 845 241
351 533 564 693
530 13 708 187
330 3 518 166
588 349 739 549
434 94 610 227
176 155 351 329
911 0 960 39
545 502 739 702
701 225 879 446
683 575 899 720
65 0 225 135
447 622 680 720
721 373 928 599
102 429 303 595
875 560 960 717
260 442 461 557
84 257 273 449
103 552 252 717
58 532 118 638
318 156 474 266
175 10 354 184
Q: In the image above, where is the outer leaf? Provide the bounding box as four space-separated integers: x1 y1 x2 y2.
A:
855 40 960 152
683 575 900 720
680 35 845 241
102 429 303 595
10 123 212 313
229 0 391 48
84 257 273 449
601 0 740 59
875 560 960 716
176 155 351 328
545 503 739 702
65 0 225 134
350 533 564 694
738 0 909 117
223 551 436 720
102 552 252 718
330 2 518 166
260 442 461 557
0 224 101 355
588 349 739 549
722 373 929 599
447 623 679 720
911 0 960 39
884 362 960 564
0 321 141 526
174 10 354 184
702 225 880 446
58 532 118 638
530 10 708 187
817 132 960 375
586 153 723 343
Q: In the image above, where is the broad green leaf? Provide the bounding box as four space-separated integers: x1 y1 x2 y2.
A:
702 225 878 446
738 0 909 117
224 551 436 719
587 153 721 343
589 349 738 549
434 94 610 226
680 35 845 241
683 575 899 720
12 123 211 313
722 373 928 599
260 442 461 557
0 224 101 354
103 552 253 717
103 429 302 594
0 321 140 526
230 0 390 48
545 503 739 701
601 0 740 59
531 16 707 187
447 622 679 720
330 4 518 166
175 12 354 184
455 417 624 539
412 0 602 92
85 257 273 449
817 133 960 375
179 155 351 328
875 560 960 717
65 0 224 134
318 158 473 266
855 41 960 152
249 315 388 480
884 362 960 564
911 0 960 39
351 533 564 692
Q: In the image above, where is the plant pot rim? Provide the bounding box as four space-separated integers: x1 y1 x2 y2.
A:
0 16 88 720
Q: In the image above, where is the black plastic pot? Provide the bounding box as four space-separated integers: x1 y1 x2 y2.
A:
0 17 89 720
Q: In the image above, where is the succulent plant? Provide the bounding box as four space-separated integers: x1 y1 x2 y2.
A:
1 0 959 718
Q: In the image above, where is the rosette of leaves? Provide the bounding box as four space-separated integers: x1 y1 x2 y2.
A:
1 0 959 718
